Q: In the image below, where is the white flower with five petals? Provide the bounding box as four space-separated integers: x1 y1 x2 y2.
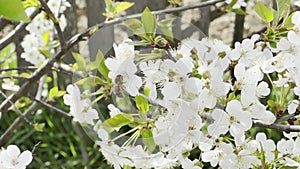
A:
208 100 252 144
63 84 99 125
0 145 32 169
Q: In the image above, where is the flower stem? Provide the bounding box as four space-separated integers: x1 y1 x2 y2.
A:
111 127 139 142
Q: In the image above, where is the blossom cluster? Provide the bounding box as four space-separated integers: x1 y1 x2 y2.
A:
0 145 33 169
21 0 70 65
63 10 300 168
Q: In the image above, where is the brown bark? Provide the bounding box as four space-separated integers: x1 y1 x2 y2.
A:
197 0 211 35
86 0 114 59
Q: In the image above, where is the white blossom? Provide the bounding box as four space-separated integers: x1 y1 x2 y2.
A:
287 100 299 114
105 39 142 96
202 142 234 167
225 0 247 9
255 132 276 162
98 142 133 169
63 84 99 125
0 145 32 169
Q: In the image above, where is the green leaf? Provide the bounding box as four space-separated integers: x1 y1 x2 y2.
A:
89 26 99 36
20 72 30 78
104 113 134 130
134 95 149 113
225 0 246 15
267 100 275 107
123 165 132 169
55 91 66 98
42 30 51 46
273 0 290 27
259 142 266 165
254 2 274 23
277 0 290 21
230 8 248 15
105 0 113 12
127 40 149 46
49 40 60 48
227 92 235 102
0 0 30 22
141 7 156 37
141 129 156 153
168 0 183 6
158 18 174 26
158 18 174 41
144 87 150 97
124 19 149 40
94 50 109 79
284 12 294 29
49 87 59 99
226 0 238 9
33 123 45 132
68 141 77 157
75 76 104 86
22 0 39 9
72 52 86 71
269 41 277 48
125 19 143 33
114 2 134 13
39 49 52 58
48 87 66 100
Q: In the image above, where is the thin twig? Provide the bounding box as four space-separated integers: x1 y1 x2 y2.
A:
0 76 29 80
31 141 41 154
0 90 32 125
153 0 224 15
0 9 41 50
39 0 67 52
138 93 164 108
29 95 72 118
210 4 226 21
0 76 45 146
53 62 84 78
0 0 224 114
0 67 38 73
253 121 300 132
275 112 300 123
203 113 300 132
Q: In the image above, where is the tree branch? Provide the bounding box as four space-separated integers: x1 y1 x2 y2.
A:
232 7 246 46
29 96 72 118
253 121 300 132
0 0 224 114
53 62 84 78
31 141 41 155
275 112 300 123
0 66 38 73
0 9 41 50
210 4 226 21
0 76 29 80
202 113 300 132
0 90 32 125
0 76 45 146
39 0 67 52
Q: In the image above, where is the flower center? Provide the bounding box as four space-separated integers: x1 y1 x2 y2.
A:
229 116 235 123
12 158 19 166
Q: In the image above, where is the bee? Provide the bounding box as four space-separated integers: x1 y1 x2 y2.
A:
113 75 125 97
